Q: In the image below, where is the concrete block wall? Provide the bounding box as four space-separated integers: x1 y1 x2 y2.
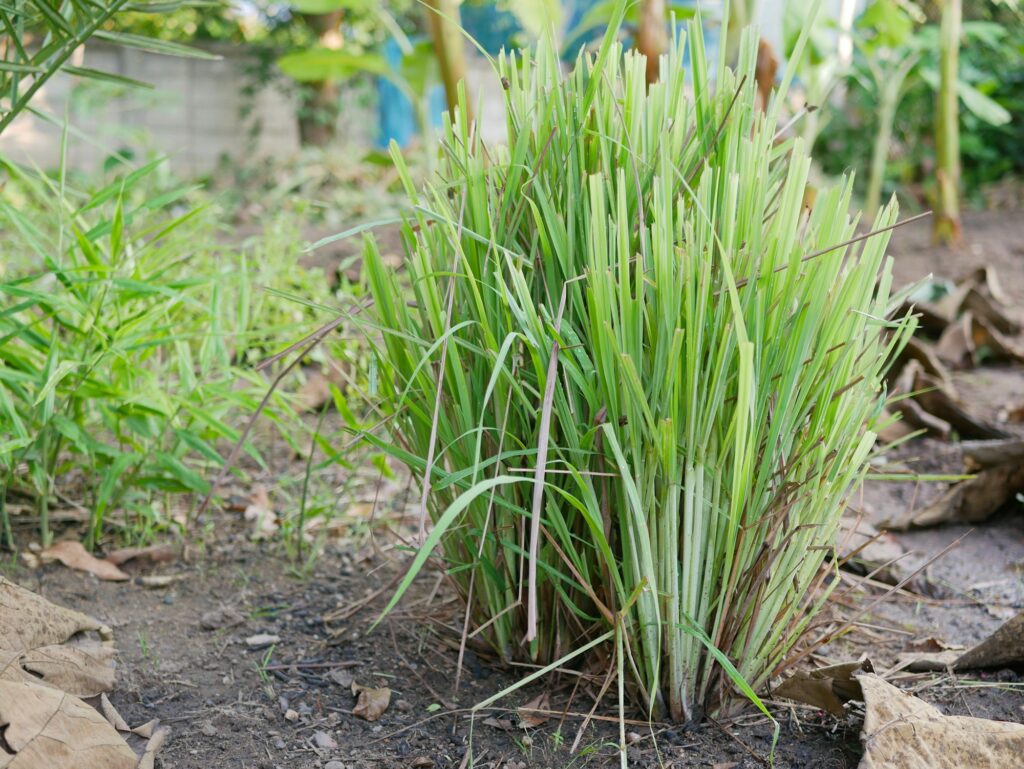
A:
0 42 378 175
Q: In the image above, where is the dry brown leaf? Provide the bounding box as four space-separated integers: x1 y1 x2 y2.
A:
40 541 129 582
97 695 170 769
905 611 1024 672
910 368 1009 440
104 543 177 567
0 679 137 769
351 683 391 721
0 643 115 697
961 438 1024 470
0 577 112 651
961 286 1020 336
775 659 872 715
857 673 1024 769
244 485 278 540
970 314 1024 364
891 462 1024 529
516 693 551 728
1000 401 1024 423
935 313 975 369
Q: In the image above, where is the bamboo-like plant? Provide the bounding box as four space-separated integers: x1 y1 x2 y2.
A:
365 13 914 722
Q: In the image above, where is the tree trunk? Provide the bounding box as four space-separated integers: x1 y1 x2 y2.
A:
298 10 344 147
934 0 962 245
635 0 667 85
424 0 471 123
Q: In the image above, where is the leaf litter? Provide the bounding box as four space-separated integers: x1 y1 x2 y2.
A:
0 577 167 768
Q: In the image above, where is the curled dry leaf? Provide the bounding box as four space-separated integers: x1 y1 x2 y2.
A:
39 541 129 582
857 673 1024 769
775 659 872 715
0 680 137 769
351 683 391 722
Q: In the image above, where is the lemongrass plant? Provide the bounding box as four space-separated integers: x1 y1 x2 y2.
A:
363 14 914 722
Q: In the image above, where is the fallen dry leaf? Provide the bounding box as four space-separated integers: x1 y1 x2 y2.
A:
0 579 166 768
961 438 1024 470
199 607 245 631
0 577 112 651
0 643 116 697
857 673 1024 769
888 462 1024 529
40 541 129 582
244 485 278 540
935 313 975 369
351 683 391 721
904 611 1024 672
517 692 550 728
910 368 1009 440
970 313 1024 364
104 543 177 567
775 659 872 715
0 679 137 769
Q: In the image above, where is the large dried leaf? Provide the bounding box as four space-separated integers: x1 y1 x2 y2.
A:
857 673 1024 769
40 542 130 582
0 578 111 651
0 643 115 697
0 680 137 769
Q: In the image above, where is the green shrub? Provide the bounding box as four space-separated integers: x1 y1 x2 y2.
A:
364 18 914 721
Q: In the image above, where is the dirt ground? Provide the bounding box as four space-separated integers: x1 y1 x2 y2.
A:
6 209 1024 768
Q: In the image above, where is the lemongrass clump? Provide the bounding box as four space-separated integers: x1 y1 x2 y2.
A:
364 17 914 721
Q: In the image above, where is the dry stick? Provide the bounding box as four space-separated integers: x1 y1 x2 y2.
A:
262 661 359 671
526 287 568 643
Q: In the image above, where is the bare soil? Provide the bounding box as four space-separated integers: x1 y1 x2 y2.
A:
6 209 1024 769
